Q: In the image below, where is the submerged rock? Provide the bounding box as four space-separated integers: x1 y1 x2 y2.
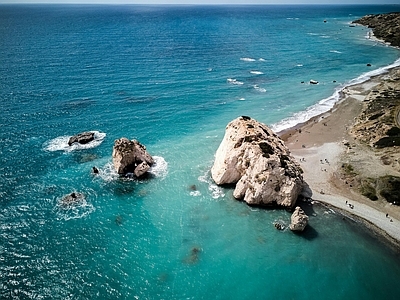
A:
112 138 154 177
289 206 309 232
211 116 304 208
68 131 95 146
60 192 85 207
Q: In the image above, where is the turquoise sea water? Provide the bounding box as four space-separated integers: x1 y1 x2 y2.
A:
1 4 400 299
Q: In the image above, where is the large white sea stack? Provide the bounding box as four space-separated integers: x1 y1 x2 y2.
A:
211 116 304 208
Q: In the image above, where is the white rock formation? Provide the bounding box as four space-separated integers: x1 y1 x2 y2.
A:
289 206 309 232
211 116 303 208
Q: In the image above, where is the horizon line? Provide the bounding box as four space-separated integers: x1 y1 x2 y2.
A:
1 2 399 5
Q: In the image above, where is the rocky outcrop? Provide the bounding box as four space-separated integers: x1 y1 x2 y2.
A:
68 131 95 146
211 116 304 208
289 206 309 232
112 138 154 177
353 13 400 47
60 192 85 207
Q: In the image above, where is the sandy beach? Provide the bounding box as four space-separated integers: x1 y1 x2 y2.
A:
280 67 400 248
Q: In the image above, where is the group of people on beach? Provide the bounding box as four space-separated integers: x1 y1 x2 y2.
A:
345 200 354 209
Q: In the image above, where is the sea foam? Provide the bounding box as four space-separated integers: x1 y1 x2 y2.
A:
227 78 244 85
54 194 95 221
240 57 256 62
250 70 264 75
44 131 106 152
97 156 168 182
253 85 266 93
272 57 400 133
198 170 225 200
148 156 168 179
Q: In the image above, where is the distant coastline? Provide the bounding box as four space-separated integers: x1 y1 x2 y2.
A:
282 12 400 249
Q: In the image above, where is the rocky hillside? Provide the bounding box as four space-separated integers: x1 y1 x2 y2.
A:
350 69 400 149
353 12 400 47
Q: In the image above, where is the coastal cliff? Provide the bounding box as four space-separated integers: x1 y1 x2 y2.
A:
353 13 400 47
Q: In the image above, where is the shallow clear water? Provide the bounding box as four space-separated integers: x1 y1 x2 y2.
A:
1 4 400 299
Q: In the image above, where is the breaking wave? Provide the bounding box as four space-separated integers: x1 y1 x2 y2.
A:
227 78 244 85
240 57 256 62
97 156 168 182
272 57 400 133
148 156 168 179
198 170 225 200
44 131 106 152
54 194 95 221
253 85 266 93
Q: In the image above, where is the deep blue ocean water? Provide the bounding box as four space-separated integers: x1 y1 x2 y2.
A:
1 4 400 299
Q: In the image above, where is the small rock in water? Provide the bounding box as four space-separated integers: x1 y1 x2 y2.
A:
60 192 85 208
289 206 309 232
92 166 99 174
68 131 95 146
112 138 154 178
115 215 123 225
274 221 286 230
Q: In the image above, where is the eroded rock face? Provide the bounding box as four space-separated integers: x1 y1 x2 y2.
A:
211 116 303 208
289 206 309 232
68 131 95 146
112 138 154 177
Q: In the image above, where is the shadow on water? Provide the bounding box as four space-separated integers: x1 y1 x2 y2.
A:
103 179 137 196
72 151 100 164
60 98 96 111
182 246 202 265
102 174 155 198
293 224 319 241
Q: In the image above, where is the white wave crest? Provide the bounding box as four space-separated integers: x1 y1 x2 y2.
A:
259 58 266 61
97 156 168 182
271 57 400 133
240 57 256 62
227 78 244 85
198 171 225 199
44 131 106 152
347 57 400 86
97 162 119 182
190 190 201 197
148 156 168 179
330 50 342 54
54 196 95 221
250 70 264 75
253 85 266 93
